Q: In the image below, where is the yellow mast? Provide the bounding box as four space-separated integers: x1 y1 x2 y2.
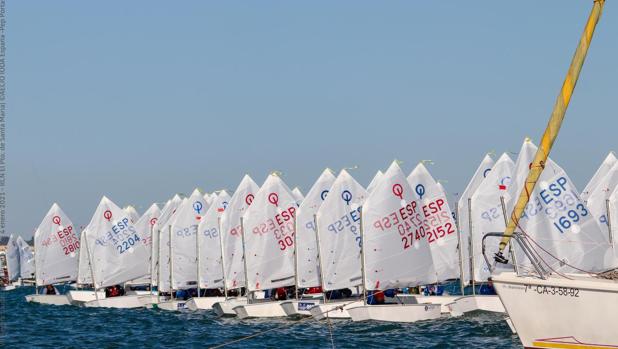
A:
497 0 606 256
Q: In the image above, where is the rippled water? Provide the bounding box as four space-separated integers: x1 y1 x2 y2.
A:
1 287 520 348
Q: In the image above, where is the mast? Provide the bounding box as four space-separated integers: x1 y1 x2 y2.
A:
83 230 99 302
169 225 174 301
240 217 250 303
606 199 614 247
217 217 229 298
467 198 475 295
454 200 465 295
497 0 606 259
359 208 367 305
314 214 328 304
149 225 155 295
156 227 161 304
196 219 201 299
293 216 299 301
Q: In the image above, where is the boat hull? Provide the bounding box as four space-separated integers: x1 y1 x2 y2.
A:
233 301 287 319
347 303 441 323
67 290 106 305
185 296 227 311
412 295 460 314
152 300 189 311
280 299 322 317
445 295 505 317
84 295 143 308
25 294 71 305
493 271 618 348
212 297 247 317
309 300 364 320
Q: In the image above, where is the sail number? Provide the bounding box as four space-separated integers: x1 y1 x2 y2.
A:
116 234 141 254
326 206 362 247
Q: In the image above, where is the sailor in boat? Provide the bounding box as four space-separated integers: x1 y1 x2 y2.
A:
43 285 57 295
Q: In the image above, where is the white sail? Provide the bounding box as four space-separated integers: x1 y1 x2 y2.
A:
77 230 92 284
84 196 150 289
366 170 383 194
34 203 80 286
292 187 305 205
362 161 436 289
469 153 514 282
609 186 618 253
407 163 460 282
316 169 367 291
581 152 617 202
457 154 495 285
221 175 259 290
16 236 35 279
585 162 618 238
198 190 232 289
296 169 336 288
242 174 297 291
170 189 206 290
203 192 213 206
155 195 182 290
6 234 20 282
508 140 614 273
123 205 140 224
129 203 161 284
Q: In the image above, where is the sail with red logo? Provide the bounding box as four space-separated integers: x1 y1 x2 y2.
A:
198 190 232 289
221 175 259 291
127 203 161 285
242 173 297 291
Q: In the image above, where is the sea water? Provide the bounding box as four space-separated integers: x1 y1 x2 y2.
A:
0 287 519 348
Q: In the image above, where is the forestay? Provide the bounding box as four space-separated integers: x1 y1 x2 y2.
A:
17 236 35 279
407 163 459 282
170 189 206 290
362 161 436 290
508 140 614 273
34 203 80 286
243 174 297 291
84 196 150 289
6 235 20 282
581 152 617 202
457 154 494 285
198 190 232 289
469 153 514 282
316 169 367 291
296 169 336 288
221 175 259 290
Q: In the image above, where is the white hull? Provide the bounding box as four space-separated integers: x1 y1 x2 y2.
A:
153 299 189 311
493 271 618 348
212 297 248 317
280 299 323 317
309 300 364 320
185 297 227 311
84 295 144 308
445 295 505 317
347 303 441 323
412 295 460 313
67 290 106 305
25 294 70 305
137 294 160 306
1 285 17 291
233 301 287 319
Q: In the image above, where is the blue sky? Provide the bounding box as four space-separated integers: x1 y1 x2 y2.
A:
7 1 618 238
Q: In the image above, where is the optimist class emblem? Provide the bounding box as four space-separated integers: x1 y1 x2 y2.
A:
341 190 352 205
103 210 113 221
245 194 254 206
415 184 425 200
268 193 279 207
320 190 329 201
392 184 404 199
193 201 203 214
149 217 158 226
52 216 62 225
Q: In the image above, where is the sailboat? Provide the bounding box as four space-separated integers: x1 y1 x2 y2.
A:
280 169 336 317
129 203 161 305
212 175 259 317
68 229 105 305
232 173 298 319
4 235 21 288
406 162 461 312
347 161 441 322
491 1 618 347
309 169 367 320
584 161 618 247
81 196 151 308
156 189 206 311
581 152 616 202
186 190 232 310
25 203 79 305
446 153 514 316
